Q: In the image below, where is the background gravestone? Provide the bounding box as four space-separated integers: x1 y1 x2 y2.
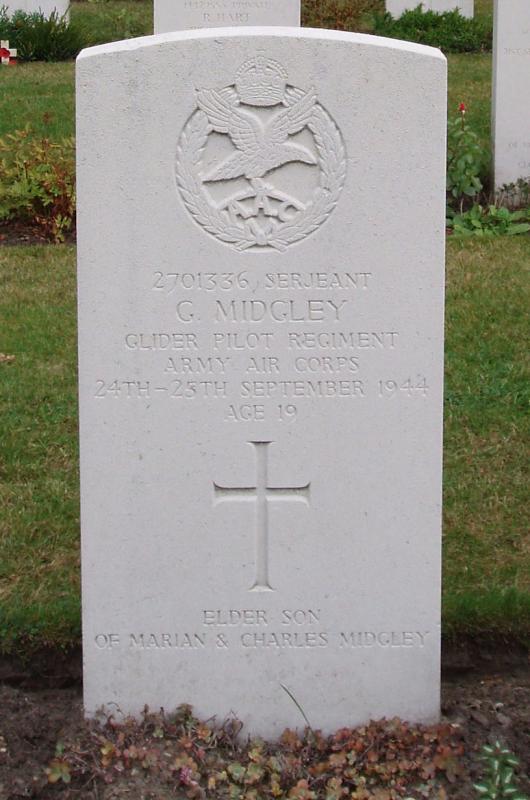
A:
154 0 300 34
386 0 473 18
3 0 69 17
492 0 530 190
77 28 446 738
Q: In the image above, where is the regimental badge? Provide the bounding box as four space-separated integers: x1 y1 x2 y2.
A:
176 56 346 251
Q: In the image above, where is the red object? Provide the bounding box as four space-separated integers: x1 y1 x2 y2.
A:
459 102 466 112
0 47 10 58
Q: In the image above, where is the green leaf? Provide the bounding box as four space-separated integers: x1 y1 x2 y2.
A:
228 763 247 783
245 764 265 785
506 224 530 235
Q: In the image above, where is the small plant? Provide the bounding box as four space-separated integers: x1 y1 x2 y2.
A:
446 102 484 212
447 204 530 237
474 741 528 800
0 127 75 242
0 5 86 61
372 5 492 53
45 745 72 785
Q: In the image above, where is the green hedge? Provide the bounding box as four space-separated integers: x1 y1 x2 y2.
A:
0 7 86 61
373 6 493 53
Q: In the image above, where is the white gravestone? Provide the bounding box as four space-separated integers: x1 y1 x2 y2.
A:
155 0 300 35
386 0 473 18
4 0 69 18
77 28 446 738
492 0 530 189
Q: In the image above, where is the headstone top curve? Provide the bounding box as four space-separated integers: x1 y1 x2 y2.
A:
76 27 447 64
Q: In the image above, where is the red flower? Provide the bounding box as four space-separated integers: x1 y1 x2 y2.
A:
459 102 466 113
0 48 10 59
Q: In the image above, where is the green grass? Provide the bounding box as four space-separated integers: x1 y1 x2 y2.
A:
71 0 152 45
443 237 530 637
0 246 79 651
0 62 74 139
0 238 528 652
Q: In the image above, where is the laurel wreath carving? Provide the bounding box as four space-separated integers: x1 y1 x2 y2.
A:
176 86 346 251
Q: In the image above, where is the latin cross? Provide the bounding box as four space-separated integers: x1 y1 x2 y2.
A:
214 441 310 591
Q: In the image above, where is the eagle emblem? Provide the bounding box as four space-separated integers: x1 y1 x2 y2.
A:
176 56 346 251
197 86 318 181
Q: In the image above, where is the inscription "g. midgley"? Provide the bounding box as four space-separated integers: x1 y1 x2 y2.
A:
215 299 349 323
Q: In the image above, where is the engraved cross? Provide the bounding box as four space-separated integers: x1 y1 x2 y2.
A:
214 441 310 592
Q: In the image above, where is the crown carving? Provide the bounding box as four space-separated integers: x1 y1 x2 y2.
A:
235 56 287 107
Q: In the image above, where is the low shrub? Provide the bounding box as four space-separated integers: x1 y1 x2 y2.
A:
0 5 87 61
372 5 492 53
0 127 75 242
302 0 384 31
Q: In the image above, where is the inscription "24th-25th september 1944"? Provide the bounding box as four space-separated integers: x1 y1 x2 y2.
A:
93 378 429 426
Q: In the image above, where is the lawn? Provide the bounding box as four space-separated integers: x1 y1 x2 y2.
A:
0 62 74 140
443 237 530 635
1 0 529 653
0 247 79 651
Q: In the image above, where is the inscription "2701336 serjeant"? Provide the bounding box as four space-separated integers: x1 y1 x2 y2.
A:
152 270 372 292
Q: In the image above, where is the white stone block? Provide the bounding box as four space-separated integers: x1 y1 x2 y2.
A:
3 0 69 18
492 0 530 189
386 0 473 18
154 0 300 34
77 28 446 738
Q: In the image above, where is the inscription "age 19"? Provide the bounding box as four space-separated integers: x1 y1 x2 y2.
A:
226 404 297 422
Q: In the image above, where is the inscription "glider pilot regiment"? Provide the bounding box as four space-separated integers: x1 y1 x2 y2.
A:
214 442 311 591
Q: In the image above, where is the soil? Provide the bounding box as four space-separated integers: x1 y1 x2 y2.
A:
0 220 76 246
0 642 528 799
